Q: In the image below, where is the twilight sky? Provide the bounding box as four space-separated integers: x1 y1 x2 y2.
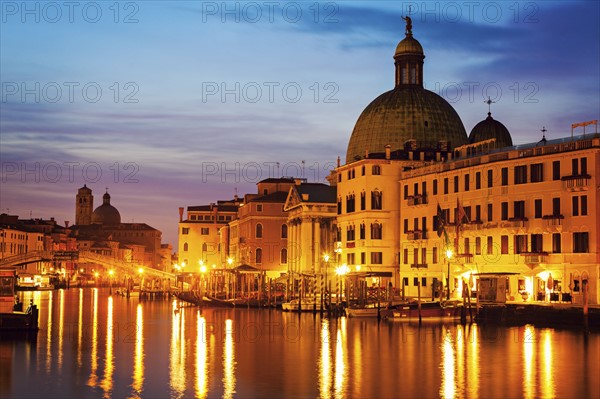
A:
1 1 599 248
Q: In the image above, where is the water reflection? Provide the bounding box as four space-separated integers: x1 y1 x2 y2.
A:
87 288 98 387
441 333 455 398
223 319 236 399
334 318 347 399
45 290 53 374
318 318 348 399
77 288 83 367
169 301 186 396
131 303 144 397
195 312 208 399
523 325 534 399
319 319 331 398
542 330 555 398
100 295 114 397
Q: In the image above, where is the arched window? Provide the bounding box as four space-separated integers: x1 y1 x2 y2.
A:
281 224 288 239
281 248 287 264
256 248 263 264
202 243 207 252
371 190 382 210
371 222 382 239
372 165 381 175
183 242 188 252
256 223 263 238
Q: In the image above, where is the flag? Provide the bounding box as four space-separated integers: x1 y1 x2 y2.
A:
456 198 466 229
436 203 445 238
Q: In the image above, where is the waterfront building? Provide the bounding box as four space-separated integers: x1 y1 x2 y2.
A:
72 186 163 268
178 198 240 271
226 178 294 277
334 19 466 291
283 181 337 277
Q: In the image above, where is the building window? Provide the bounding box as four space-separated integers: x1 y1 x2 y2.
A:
464 238 470 254
454 176 459 193
513 200 525 219
372 165 381 175
501 202 508 220
514 165 527 184
501 167 508 186
404 185 409 200
346 225 355 241
190 215 197 221
371 190 382 210
573 195 588 216
464 174 470 191
256 248 262 264
433 179 438 195
422 181 427 196
336 227 341 242
281 248 287 264
183 242 188 252
444 178 449 194
534 199 542 219
371 252 383 264
581 195 587 215
346 194 356 213
421 277 427 288
202 243 207 253
256 204 263 212
403 248 408 264
338 173 342 182
361 252 366 264
581 157 587 175
347 253 355 264
281 224 288 239
421 248 427 264
371 223 382 239
552 233 561 253
256 223 263 238
571 158 578 175
531 163 543 183
573 232 589 253
475 205 481 222
337 198 342 214
359 223 365 239
433 247 438 263
182 227 189 235
360 192 366 210
475 237 481 255
403 219 408 234
515 235 528 254
476 172 481 190
201 228 209 235
413 277 419 286
572 196 579 216
531 234 543 253
487 169 493 188
487 236 493 255
501 235 508 254
487 203 493 222
552 160 561 180
552 197 561 216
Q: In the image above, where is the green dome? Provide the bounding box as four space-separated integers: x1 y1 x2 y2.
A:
346 86 468 163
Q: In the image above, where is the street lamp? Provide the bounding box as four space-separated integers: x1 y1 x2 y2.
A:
445 249 454 300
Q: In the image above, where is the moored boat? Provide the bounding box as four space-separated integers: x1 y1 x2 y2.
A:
381 300 463 321
282 297 326 312
0 269 39 332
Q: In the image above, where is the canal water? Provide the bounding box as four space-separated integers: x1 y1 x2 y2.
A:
1 288 598 398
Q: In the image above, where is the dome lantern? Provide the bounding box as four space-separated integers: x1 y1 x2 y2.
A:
394 16 425 87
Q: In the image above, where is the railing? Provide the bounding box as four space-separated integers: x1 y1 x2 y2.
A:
407 194 428 206
410 263 428 269
562 174 590 190
0 251 53 267
542 214 564 226
454 253 474 263
407 230 427 240
522 252 548 264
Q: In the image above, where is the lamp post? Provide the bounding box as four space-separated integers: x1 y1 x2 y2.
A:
445 249 453 300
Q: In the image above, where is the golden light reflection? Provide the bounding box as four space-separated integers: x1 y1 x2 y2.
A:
170 300 186 396
319 319 331 399
334 318 347 399
468 326 479 397
223 319 236 399
455 325 465 395
57 289 64 368
541 330 555 398
88 288 99 387
100 296 114 397
440 333 456 399
523 325 534 399
195 312 208 399
77 288 83 367
45 290 53 373
131 303 144 397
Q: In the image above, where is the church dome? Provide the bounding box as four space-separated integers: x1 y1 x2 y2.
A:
91 192 121 225
469 112 513 148
346 21 468 163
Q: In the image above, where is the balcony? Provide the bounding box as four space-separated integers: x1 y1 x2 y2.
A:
454 253 474 263
407 230 427 240
462 220 483 231
410 263 428 269
521 252 548 264
502 217 528 229
407 194 428 206
562 174 590 191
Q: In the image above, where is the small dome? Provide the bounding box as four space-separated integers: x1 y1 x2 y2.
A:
91 192 121 225
395 35 424 57
469 112 513 148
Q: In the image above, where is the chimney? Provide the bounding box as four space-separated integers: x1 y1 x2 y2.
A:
385 145 391 160
178 207 184 222
65 221 69 228
365 149 369 159
337 156 341 168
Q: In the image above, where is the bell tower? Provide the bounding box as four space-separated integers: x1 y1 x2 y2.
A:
75 185 94 225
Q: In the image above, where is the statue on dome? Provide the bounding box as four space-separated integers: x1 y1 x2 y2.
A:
402 15 412 36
